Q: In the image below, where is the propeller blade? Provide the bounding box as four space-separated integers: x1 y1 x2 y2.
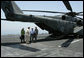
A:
76 17 83 20
76 12 83 15
63 1 73 12
77 14 83 16
77 12 83 15
78 12 83 13
22 10 66 14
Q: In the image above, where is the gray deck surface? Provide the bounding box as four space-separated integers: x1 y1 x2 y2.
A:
1 34 83 57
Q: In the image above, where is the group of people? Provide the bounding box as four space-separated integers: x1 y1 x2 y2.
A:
20 27 38 44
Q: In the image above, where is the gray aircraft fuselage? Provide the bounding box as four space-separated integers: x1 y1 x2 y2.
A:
1 1 83 36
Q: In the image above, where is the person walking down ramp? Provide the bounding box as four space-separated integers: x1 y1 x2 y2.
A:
25 27 30 44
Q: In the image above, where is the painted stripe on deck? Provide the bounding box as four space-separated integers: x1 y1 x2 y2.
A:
71 39 80 44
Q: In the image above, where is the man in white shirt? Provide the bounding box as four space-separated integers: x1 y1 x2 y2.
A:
30 28 34 43
25 27 30 44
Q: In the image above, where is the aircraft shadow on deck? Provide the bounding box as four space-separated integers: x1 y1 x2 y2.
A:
36 35 81 42
61 38 74 47
36 35 82 47
1 35 82 48
60 36 83 47
1 42 40 52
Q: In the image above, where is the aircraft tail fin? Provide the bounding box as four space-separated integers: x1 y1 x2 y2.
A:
1 1 23 18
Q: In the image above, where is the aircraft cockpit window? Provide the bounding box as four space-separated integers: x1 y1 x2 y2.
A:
62 15 66 20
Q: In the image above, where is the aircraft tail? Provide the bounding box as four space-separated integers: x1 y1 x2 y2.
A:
1 1 23 18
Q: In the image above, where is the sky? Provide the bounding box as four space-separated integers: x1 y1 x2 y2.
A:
1 1 83 35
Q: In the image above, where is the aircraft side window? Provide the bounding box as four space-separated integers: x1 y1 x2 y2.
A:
62 15 66 20
5 7 10 13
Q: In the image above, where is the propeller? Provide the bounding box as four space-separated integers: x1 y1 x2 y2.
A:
22 1 83 17
63 1 73 12
22 10 83 16
77 12 83 14
77 13 83 16
22 10 66 14
63 1 83 17
77 12 83 16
